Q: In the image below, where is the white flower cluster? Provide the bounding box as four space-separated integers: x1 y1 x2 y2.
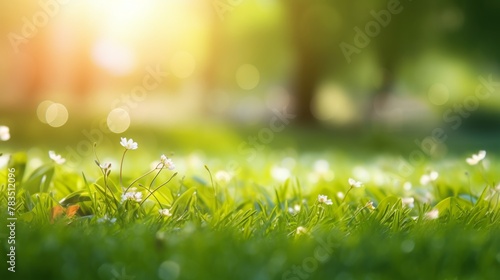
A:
160 155 175 170
121 188 143 203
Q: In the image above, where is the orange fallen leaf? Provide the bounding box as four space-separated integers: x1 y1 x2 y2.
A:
50 205 80 223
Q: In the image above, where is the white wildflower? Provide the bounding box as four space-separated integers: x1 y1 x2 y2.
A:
121 188 142 203
120 137 138 150
160 154 175 170
425 209 439 220
318 194 333 205
466 150 486 165
401 197 415 208
159 208 172 217
48 151 66 165
348 178 363 188
0 126 10 141
365 201 375 210
296 226 307 235
100 162 112 170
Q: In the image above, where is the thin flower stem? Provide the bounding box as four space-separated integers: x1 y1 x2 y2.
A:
102 171 118 208
139 172 178 207
317 205 325 220
306 203 318 222
93 143 116 213
92 142 100 164
119 149 128 188
102 171 109 212
125 168 158 193
149 164 165 189
134 184 163 208
342 187 353 204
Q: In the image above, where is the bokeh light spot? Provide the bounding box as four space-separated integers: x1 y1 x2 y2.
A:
236 64 260 90
401 240 415 253
158 261 180 280
170 51 196 79
37 100 54 124
46 103 69 128
428 83 449 105
311 84 356 125
271 166 291 182
107 108 131 134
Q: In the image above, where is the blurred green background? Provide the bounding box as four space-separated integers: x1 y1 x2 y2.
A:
1 0 500 162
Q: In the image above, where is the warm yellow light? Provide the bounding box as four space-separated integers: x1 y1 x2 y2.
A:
170 51 197 79
92 39 136 76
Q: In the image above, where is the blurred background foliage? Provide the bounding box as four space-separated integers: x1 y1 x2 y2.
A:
0 0 499 158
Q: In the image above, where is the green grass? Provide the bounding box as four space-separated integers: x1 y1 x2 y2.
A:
1 141 500 280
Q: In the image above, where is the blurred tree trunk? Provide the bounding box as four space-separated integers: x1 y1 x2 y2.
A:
284 0 321 123
292 48 321 123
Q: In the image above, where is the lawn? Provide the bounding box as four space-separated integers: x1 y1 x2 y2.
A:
2 130 500 280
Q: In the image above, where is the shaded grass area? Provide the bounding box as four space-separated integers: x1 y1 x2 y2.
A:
2 220 500 280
